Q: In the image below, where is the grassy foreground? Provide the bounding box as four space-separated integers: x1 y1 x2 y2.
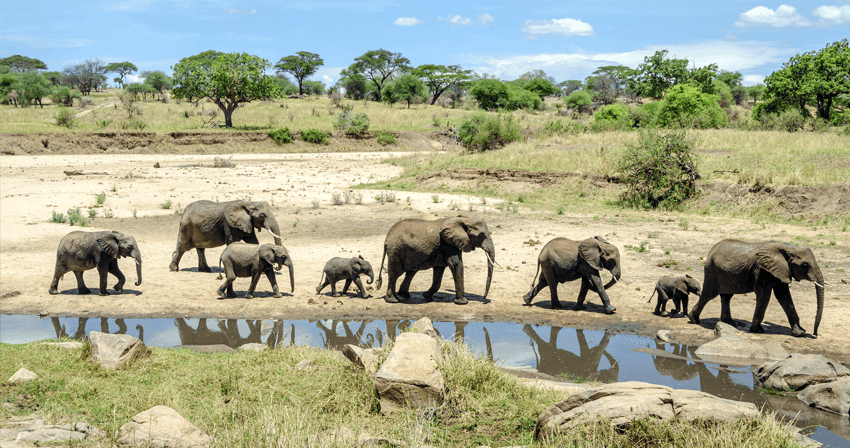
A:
0 340 804 447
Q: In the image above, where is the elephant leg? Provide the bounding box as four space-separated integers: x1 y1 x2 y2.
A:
384 264 402 303
265 270 281 298
675 294 687 318
523 269 550 306
424 267 445 303
170 230 194 271
353 277 368 298
330 280 340 297
107 259 125 293
73 271 90 294
397 271 416 299
49 262 69 295
542 266 564 309
772 283 805 337
246 271 262 299
316 276 330 294
196 248 211 273
590 274 616 314
719 294 736 326
341 279 352 295
97 265 110 295
654 289 669 315
446 254 466 305
575 277 590 311
687 290 718 324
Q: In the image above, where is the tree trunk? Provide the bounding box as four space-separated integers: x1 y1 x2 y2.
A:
224 108 233 128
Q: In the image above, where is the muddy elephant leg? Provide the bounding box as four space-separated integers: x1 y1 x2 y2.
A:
96 265 111 296
246 271 262 299
341 279 352 295
72 271 90 294
330 279 340 297
719 294 735 327
447 254 466 305
353 277 368 298
687 290 717 324
384 264 402 303
424 267 445 303
771 283 805 336
523 270 550 306
397 271 416 299
107 259 126 293
170 233 193 271
590 273 616 314
49 262 69 295
196 248 211 273
654 288 669 315
265 270 281 298
575 277 590 311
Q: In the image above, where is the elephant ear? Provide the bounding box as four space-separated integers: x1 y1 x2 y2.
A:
578 239 604 271
96 233 120 263
756 245 792 283
259 245 276 266
674 278 690 297
225 202 253 234
351 257 363 273
440 217 473 252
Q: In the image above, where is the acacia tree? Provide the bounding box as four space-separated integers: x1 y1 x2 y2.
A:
341 49 409 101
384 74 426 108
141 70 172 97
17 71 52 107
523 78 558 99
105 62 138 88
171 51 279 128
0 55 47 72
61 59 106 95
627 50 689 99
558 80 583 96
274 52 323 96
411 64 472 105
592 65 632 98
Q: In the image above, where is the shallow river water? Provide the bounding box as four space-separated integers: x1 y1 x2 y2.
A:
1 315 848 447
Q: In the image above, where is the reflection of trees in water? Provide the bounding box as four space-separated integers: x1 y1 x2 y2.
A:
51 317 143 341
174 318 283 349
524 325 619 383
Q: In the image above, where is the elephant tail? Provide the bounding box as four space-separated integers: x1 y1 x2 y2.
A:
375 242 387 291
529 261 541 290
217 256 223 280
647 289 657 304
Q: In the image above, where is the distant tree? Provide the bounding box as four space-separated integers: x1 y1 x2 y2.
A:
585 75 617 104
61 58 106 95
731 85 747 105
411 64 472 105
383 74 426 108
113 77 123 87
302 80 326 95
274 52 324 96
105 62 138 88
519 69 556 84
340 73 367 100
564 90 592 112
42 71 63 86
592 65 632 97
688 63 719 95
341 49 410 101
141 70 172 96
17 72 52 107
523 78 558 99
171 51 280 128
272 75 298 95
0 55 47 72
717 70 743 87
0 73 19 106
558 80 583 96
126 82 154 101
469 79 509 110
806 39 850 119
627 50 690 99
748 85 766 102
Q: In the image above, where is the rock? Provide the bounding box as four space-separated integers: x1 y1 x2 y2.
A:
175 344 236 354
797 377 850 416
1 428 18 439
295 359 314 371
535 381 758 439
410 317 440 340
755 354 850 391
517 377 591 394
118 405 211 447
375 332 445 412
41 341 84 350
342 344 380 373
656 330 671 343
15 429 85 442
694 335 788 362
7 368 38 384
238 343 268 352
714 322 739 338
358 433 407 446
89 331 150 370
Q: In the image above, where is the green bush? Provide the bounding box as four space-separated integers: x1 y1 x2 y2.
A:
51 86 81 107
595 104 628 122
53 107 76 128
126 119 147 130
268 127 293 145
334 111 370 135
457 113 523 151
656 84 727 129
627 103 661 128
618 129 701 210
376 132 397 145
301 128 330 145
541 120 588 136
67 208 90 227
564 91 592 112
50 211 66 223
470 79 509 110
505 85 542 111
96 119 113 129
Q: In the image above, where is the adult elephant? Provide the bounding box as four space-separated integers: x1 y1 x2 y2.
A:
49 230 142 295
169 200 282 272
687 239 824 337
523 236 621 314
375 216 496 305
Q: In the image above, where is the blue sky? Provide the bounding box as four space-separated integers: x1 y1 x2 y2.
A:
2 0 848 86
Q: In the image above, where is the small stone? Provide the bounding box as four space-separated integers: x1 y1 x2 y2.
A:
656 330 671 343
239 343 268 352
15 429 85 442
7 368 38 384
295 359 314 371
41 341 84 350
714 322 739 338
118 405 211 447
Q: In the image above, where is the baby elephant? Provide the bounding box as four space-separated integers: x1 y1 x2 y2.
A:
218 243 293 299
647 274 701 317
49 230 142 295
316 255 375 298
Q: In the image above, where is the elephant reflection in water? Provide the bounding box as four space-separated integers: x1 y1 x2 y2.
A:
650 342 759 402
523 326 619 382
316 320 373 349
51 317 143 341
174 318 283 349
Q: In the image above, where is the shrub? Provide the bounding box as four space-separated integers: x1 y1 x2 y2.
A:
301 128 330 144
268 127 293 145
592 104 631 131
505 85 542 111
53 107 76 128
618 129 701 210
50 211 66 223
470 79 509 110
51 86 81 107
656 84 727 129
564 91 592 113
126 119 147 130
334 111 370 135
376 132 397 145
67 208 90 227
96 119 112 129
457 113 523 151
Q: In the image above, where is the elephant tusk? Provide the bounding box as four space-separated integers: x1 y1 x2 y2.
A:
483 250 502 269
813 281 824 288
266 227 282 240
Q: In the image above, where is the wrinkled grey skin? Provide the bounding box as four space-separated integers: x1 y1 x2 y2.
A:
170 200 282 272
375 216 496 305
316 255 375 298
523 236 621 314
217 243 293 299
647 274 701 317
687 239 825 337
49 230 142 295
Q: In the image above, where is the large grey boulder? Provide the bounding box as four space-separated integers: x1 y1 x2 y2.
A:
89 331 150 370
410 317 440 340
375 332 445 412
535 381 759 439
797 377 850 416
7 368 38 384
694 335 788 362
714 322 739 338
118 405 211 447
342 345 380 373
755 354 850 391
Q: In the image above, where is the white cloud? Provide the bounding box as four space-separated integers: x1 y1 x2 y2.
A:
0 34 94 49
322 74 333 84
393 17 424 26
521 18 594 38
813 5 850 23
448 15 473 25
742 74 766 86
477 13 495 25
125 74 144 84
227 8 257 14
734 5 810 28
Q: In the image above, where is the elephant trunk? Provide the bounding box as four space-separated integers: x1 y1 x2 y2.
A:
284 258 294 293
367 270 374 285
603 265 621 290
265 218 282 246
813 268 824 337
274 261 282 271
482 238 495 298
132 248 142 286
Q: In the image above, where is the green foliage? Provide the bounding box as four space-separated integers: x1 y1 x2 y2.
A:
412 64 473 105
96 119 112 129
301 128 330 144
15 72 52 107
523 78 558 98
0 54 47 72
656 84 728 129
376 132 397 145
95 192 106 205
50 211 66 223
104 62 137 87
334 111 370 135
618 129 701 210
53 107 76 128
717 70 743 87
383 74 426 108
271 75 298 95
66 208 90 227
268 127 293 144
160 200 172 209
341 49 410 101
542 120 587 136
558 80 583 96
470 79 509 110
301 80 325 95
274 51 324 95
592 104 631 131
51 85 81 107
126 82 154 100
628 50 690 99
564 90 592 112
457 113 523 151
142 70 172 94
505 84 542 110
126 119 147 130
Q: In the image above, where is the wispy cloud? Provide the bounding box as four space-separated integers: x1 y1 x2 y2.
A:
447 15 472 25
742 74 766 86
437 13 494 26
478 13 495 25
734 5 810 28
0 34 94 50
322 74 333 84
393 17 424 26
813 5 850 23
227 8 257 15
521 18 594 38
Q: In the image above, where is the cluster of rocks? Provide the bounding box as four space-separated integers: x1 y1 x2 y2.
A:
0 418 101 445
756 354 850 417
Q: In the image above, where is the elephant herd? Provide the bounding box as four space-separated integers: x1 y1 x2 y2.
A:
48 199 826 338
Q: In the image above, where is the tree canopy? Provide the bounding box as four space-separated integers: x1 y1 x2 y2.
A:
342 49 410 100
383 74 426 108
141 70 172 95
627 50 690 99
105 62 138 88
275 52 324 96
523 78 558 99
717 71 743 87
411 64 472 105
0 55 47 73
61 58 106 95
171 51 279 128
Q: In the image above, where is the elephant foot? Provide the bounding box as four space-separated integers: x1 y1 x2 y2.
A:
169 262 179 272
78 287 91 295
217 289 226 298
48 288 59 295
790 324 806 337
397 291 411 300
245 294 254 300
574 303 586 311
360 294 370 299
422 292 435 302
198 266 212 273
522 292 533 305
273 293 283 299
315 286 323 294
653 311 663 316
331 293 341 298
114 284 124 293
227 293 237 299
605 305 617 314
384 294 399 304
686 313 699 324
453 296 468 305
99 290 110 296
749 324 765 334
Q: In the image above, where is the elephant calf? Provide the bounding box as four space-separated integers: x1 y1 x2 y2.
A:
316 255 375 298
217 243 293 299
49 230 142 295
647 274 701 317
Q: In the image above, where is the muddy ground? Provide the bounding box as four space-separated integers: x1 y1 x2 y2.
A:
1 147 849 366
